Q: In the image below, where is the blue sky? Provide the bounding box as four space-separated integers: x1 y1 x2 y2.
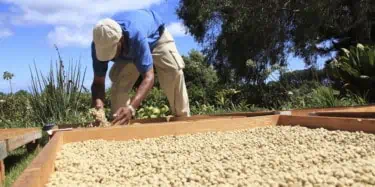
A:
0 0 328 93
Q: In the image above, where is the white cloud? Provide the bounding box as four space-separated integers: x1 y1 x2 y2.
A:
166 22 189 37
0 13 13 39
1 0 163 47
0 29 13 38
48 26 91 47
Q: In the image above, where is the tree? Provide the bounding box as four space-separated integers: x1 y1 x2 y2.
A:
176 0 375 83
182 49 219 104
279 67 329 88
3 71 14 94
183 49 218 88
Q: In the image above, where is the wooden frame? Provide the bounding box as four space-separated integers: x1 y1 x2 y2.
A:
283 104 375 116
0 128 42 184
12 106 375 187
56 111 277 129
309 111 375 118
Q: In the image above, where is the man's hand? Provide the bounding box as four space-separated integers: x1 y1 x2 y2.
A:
112 106 133 125
112 68 154 125
94 99 104 109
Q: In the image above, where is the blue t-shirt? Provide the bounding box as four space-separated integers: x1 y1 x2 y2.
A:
92 9 164 77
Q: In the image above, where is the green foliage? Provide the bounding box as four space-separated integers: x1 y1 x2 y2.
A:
309 86 342 107
176 0 375 84
0 48 369 129
215 88 240 108
190 102 216 115
183 50 218 104
279 68 328 88
136 105 170 119
0 94 34 128
327 44 375 101
28 46 90 125
280 85 367 110
128 87 170 119
2 71 14 80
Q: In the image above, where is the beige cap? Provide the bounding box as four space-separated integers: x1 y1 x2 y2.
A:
93 18 122 61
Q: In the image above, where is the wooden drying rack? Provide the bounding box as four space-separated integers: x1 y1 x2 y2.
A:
0 128 42 184
11 104 375 187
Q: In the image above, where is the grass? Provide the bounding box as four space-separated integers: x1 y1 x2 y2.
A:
3 147 40 187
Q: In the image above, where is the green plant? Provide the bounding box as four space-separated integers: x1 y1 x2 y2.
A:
136 105 169 119
215 88 240 108
327 44 375 101
341 90 368 106
191 101 216 115
0 91 35 128
309 86 342 107
28 46 90 124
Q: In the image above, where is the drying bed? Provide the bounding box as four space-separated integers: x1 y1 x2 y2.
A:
12 108 375 187
48 125 375 186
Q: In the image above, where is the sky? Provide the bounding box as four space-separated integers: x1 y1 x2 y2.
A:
0 0 329 93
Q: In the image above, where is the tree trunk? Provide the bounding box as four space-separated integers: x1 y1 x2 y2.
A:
9 80 13 94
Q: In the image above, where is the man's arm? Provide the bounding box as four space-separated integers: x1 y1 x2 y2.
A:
129 67 155 109
112 30 155 125
91 42 108 109
112 67 154 125
91 76 106 109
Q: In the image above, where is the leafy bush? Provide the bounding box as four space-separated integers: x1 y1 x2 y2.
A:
136 105 170 119
327 44 375 101
0 92 35 128
280 85 367 110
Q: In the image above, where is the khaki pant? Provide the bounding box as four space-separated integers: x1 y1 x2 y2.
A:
109 29 191 117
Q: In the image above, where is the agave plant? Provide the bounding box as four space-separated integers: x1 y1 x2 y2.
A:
29 46 88 124
327 43 375 101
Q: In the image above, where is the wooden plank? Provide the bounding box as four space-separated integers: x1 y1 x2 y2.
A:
174 115 279 136
63 115 280 144
0 141 7 160
310 112 375 118
288 104 375 116
11 168 40 187
0 160 4 185
210 111 276 117
57 115 247 129
0 128 40 140
278 115 375 134
12 133 63 187
7 130 42 152
57 111 276 129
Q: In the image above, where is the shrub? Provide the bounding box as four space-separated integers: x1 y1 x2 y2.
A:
327 44 375 101
28 46 91 125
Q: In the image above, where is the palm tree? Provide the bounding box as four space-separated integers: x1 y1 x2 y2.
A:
3 71 14 94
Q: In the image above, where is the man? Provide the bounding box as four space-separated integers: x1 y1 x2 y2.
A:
91 9 190 125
